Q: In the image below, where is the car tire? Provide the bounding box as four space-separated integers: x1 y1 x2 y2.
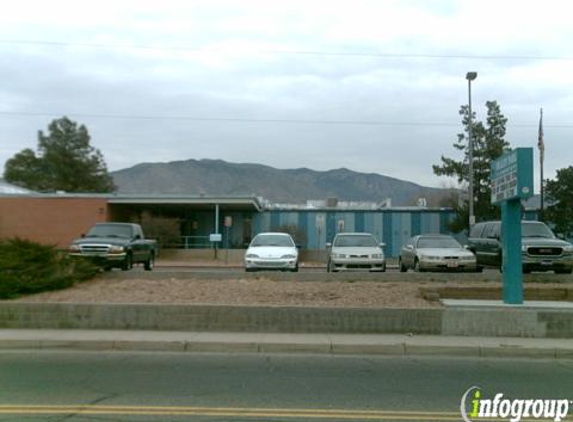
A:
399 258 407 273
326 259 331 273
475 266 484 273
327 260 337 273
144 252 154 271
121 253 133 271
414 259 422 273
291 264 299 273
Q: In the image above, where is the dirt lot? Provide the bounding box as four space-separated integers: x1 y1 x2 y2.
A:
9 274 570 308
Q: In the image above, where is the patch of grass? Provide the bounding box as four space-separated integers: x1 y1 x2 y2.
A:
0 238 99 299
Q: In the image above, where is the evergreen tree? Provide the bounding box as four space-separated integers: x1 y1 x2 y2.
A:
433 101 510 232
545 166 573 237
4 117 115 193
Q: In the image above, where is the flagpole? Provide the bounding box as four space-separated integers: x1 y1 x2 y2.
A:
539 108 544 219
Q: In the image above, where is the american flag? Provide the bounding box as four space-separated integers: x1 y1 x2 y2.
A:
538 108 545 163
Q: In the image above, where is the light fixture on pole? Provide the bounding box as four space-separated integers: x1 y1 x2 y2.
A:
466 71 477 229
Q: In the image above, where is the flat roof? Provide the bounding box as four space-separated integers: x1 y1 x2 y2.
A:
106 195 263 211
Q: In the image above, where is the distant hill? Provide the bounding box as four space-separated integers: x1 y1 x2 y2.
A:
111 159 449 206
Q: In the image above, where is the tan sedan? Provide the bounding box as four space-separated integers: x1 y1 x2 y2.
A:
399 234 477 272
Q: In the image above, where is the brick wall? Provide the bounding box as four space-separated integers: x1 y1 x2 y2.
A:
0 197 109 248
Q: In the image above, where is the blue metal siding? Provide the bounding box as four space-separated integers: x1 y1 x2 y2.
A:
420 212 431 234
355 212 365 232
411 212 421 236
403 213 413 249
332 212 354 233
316 213 327 249
298 212 308 248
427 213 441 233
326 213 336 243
439 212 449 234
270 212 280 230
382 213 392 255
373 213 384 244
282 212 299 227
249 209 471 257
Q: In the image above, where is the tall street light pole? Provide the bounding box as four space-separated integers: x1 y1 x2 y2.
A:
466 71 478 230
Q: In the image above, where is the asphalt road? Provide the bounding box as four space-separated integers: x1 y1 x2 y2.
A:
0 351 571 421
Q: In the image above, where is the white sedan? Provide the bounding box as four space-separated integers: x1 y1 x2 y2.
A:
399 234 477 272
244 232 299 272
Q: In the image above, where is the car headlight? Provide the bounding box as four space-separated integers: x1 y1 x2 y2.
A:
68 244 81 253
281 254 296 259
563 245 573 253
522 245 529 253
420 255 439 261
332 254 346 259
246 254 259 259
109 245 125 254
462 255 475 261
371 254 383 259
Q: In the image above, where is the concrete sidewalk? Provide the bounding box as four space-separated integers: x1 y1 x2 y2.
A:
1 329 572 359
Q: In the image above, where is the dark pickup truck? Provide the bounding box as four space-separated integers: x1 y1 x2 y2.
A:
467 220 573 274
69 223 157 271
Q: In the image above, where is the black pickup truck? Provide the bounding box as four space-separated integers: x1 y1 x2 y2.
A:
69 223 157 271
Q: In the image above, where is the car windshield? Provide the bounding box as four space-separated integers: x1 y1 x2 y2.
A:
86 225 133 238
334 235 378 247
522 222 555 238
250 234 294 247
417 237 461 249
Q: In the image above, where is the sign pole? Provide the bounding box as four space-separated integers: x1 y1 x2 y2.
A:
225 226 229 265
213 204 220 260
501 200 524 304
224 216 233 266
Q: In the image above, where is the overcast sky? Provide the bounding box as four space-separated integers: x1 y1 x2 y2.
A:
1 0 572 189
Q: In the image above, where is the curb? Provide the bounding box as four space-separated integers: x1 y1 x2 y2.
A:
0 333 571 359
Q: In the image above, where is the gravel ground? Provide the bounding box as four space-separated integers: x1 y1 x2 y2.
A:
9 276 570 308
13 277 439 308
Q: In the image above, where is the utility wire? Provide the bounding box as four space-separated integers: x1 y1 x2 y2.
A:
1 111 571 128
0 39 572 61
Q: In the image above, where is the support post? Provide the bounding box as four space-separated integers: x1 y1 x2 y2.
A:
501 199 524 304
214 204 220 260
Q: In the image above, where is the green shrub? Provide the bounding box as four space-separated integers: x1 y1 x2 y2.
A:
0 238 99 299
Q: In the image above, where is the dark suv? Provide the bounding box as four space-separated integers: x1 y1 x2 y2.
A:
467 220 573 274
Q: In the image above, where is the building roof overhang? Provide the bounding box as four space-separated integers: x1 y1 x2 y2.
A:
107 195 263 211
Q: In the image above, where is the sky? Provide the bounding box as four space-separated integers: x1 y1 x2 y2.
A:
1 0 572 189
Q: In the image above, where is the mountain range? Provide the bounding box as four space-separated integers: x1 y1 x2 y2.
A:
111 159 449 206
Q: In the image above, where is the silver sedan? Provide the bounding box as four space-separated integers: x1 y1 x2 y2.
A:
399 234 477 272
327 233 386 272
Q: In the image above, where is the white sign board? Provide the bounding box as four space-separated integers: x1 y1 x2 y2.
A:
209 233 222 242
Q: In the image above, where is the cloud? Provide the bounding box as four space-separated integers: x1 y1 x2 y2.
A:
1 0 572 191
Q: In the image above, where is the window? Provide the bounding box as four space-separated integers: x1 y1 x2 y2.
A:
334 234 378 247
470 223 485 238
